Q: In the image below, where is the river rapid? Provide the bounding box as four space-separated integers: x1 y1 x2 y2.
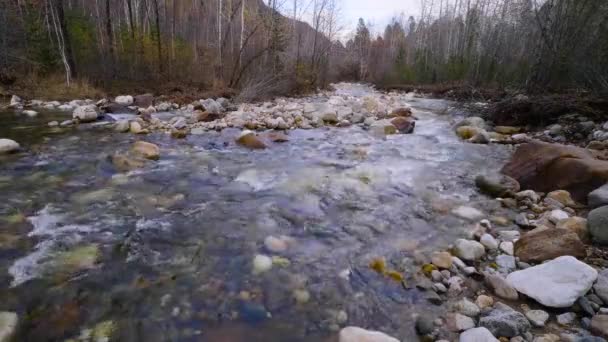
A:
0 84 514 341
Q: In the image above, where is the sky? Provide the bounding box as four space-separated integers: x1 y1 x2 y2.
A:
339 0 421 34
282 0 423 41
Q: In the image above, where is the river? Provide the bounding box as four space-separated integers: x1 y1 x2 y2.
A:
0 84 514 341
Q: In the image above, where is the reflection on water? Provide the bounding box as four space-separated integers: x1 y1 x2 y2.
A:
0 85 512 341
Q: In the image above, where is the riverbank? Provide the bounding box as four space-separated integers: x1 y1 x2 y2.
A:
1 84 608 341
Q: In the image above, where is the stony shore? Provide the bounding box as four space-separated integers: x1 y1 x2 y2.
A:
3 86 608 341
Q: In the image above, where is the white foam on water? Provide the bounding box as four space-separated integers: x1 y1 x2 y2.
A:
234 169 280 191
8 205 95 287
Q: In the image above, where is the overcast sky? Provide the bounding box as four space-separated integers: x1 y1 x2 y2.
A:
339 0 421 33
284 0 422 40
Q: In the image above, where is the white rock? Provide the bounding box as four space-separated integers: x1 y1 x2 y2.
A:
496 255 516 272
506 256 598 308
252 254 273 274
499 241 514 255
73 105 99 122
498 230 520 242
0 312 18 342
515 190 540 203
9 95 22 107
293 289 310 304
58 104 75 111
339 326 399 342
452 257 466 270
480 234 498 250
0 139 20 154
201 99 223 114
455 298 481 317
453 239 485 261
549 209 569 224
115 95 134 105
447 313 476 332
526 310 549 327
114 120 130 133
557 312 576 325
459 327 499 342
452 206 485 221
22 110 38 117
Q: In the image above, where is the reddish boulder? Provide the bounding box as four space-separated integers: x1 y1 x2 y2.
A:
514 228 587 263
195 111 222 122
134 93 155 107
390 117 415 134
388 107 412 118
501 141 608 202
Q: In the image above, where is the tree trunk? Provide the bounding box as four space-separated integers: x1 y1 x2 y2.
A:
105 0 114 77
54 0 76 78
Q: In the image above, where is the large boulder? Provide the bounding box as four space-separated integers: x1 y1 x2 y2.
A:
115 95 134 105
514 228 586 263
9 95 22 108
502 141 608 202
588 206 608 245
369 121 398 137
201 99 223 114
478 303 531 338
455 117 486 130
0 139 20 154
506 256 598 308
236 130 267 149
390 117 415 134
73 105 99 123
102 102 136 114
131 141 160 160
134 93 154 107
388 107 412 118
338 327 399 342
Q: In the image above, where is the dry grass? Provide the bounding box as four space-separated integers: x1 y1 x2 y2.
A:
11 73 105 100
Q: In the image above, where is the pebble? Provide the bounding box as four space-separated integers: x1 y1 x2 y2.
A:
452 206 485 221
264 235 288 253
431 251 453 269
498 230 520 242
293 289 310 304
446 313 475 332
485 274 518 300
496 255 516 272
557 312 577 325
452 257 467 270
433 283 447 293
252 254 273 274
453 239 486 261
339 327 399 342
476 295 494 310
480 234 499 250
499 241 514 255
526 310 549 327
549 209 569 224
459 327 499 342
455 298 481 317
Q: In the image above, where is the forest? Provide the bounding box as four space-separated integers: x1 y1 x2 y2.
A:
0 0 607 99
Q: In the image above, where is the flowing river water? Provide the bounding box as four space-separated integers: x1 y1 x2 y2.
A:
0 84 515 341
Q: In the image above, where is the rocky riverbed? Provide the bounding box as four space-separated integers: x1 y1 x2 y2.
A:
2 84 608 342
